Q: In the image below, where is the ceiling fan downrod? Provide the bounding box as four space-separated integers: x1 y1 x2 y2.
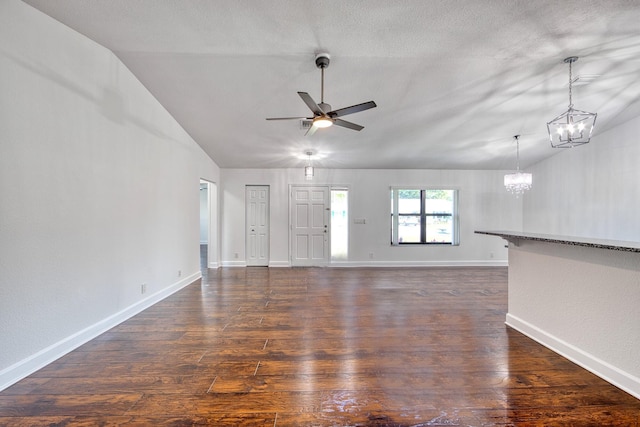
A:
315 53 330 108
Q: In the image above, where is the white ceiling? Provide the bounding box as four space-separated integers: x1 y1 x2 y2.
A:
23 0 640 170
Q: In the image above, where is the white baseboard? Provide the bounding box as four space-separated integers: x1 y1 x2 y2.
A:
333 260 508 268
221 260 507 268
221 260 247 267
506 313 640 400
0 271 201 392
268 261 291 268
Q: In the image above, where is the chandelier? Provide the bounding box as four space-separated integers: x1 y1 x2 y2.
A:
304 151 314 180
504 135 532 196
546 56 597 148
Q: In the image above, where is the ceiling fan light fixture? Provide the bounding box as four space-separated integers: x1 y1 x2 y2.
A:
313 116 333 128
266 52 376 135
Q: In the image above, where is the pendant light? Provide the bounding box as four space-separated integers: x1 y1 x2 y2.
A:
304 151 314 180
546 56 597 148
504 135 532 196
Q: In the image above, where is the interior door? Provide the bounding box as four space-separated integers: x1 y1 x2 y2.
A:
290 186 329 266
246 185 269 266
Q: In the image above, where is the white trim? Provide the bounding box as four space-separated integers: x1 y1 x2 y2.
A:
221 260 506 268
390 187 460 246
221 260 247 267
332 260 507 268
0 272 201 392
245 185 270 267
208 261 219 269
268 260 291 268
506 313 640 400
289 185 331 267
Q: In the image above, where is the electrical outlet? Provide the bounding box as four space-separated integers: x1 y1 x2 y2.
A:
141 283 147 294
490 252 494 259
234 253 239 259
369 252 374 259
178 270 182 277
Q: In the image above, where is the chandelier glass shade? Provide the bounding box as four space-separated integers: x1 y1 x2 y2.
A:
547 57 597 148
304 151 314 180
504 135 532 196
504 172 532 195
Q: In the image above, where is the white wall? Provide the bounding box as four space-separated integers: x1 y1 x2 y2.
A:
221 168 521 267
0 0 220 389
524 116 640 241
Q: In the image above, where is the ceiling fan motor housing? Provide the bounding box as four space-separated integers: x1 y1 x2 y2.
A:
318 102 331 113
315 53 330 69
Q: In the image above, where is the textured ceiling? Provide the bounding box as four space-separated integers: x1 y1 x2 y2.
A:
22 0 640 170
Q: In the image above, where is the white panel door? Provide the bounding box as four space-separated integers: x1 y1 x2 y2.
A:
290 186 329 266
246 185 269 266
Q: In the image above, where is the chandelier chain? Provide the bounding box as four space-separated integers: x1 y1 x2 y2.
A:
515 135 521 171
568 59 573 108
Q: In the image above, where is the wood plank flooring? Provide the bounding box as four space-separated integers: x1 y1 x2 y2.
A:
1 266 639 426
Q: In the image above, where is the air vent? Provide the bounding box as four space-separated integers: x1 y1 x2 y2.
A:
300 120 313 129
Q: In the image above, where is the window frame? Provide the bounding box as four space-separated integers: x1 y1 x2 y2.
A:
391 187 459 246
330 186 349 261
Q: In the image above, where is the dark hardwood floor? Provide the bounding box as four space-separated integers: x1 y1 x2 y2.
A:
1 266 639 426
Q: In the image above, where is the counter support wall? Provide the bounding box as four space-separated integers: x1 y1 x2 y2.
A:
477 231 640 399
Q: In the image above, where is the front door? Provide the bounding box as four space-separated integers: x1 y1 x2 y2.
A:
246 185 269 266
290 186 329 266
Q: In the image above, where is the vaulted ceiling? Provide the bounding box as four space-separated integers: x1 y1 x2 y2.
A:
23 0 640 170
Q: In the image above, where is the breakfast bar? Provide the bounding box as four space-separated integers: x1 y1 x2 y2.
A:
476 230 640 399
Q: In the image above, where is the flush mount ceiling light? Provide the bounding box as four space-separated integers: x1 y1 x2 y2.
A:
304 151 314 180
504 135 532 197
547 56 597 148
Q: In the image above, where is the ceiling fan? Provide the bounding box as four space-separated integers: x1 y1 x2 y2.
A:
266 53 377 136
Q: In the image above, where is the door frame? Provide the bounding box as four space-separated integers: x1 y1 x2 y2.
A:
289 185 331 267
245 185 270 267
199 179 218 269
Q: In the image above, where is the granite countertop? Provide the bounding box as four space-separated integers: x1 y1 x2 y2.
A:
475 230 640 253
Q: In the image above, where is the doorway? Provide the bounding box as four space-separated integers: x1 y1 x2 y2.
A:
246 185 270 267
199 180 218 270
290 185 330 266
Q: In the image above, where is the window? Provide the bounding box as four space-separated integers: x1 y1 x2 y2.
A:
391 188 459 245
331 188 349 260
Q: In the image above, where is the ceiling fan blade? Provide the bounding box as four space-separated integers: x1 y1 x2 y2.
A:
305 123 319 137
333 119 364 131
328 101 377 118
266 116 312 120
298 92 324 116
